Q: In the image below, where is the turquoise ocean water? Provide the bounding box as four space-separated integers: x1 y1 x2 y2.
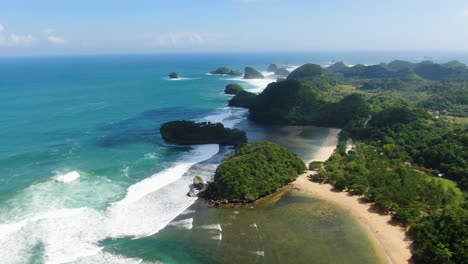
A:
1 53 467 264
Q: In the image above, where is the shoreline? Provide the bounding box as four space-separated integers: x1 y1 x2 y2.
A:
293 128 412 264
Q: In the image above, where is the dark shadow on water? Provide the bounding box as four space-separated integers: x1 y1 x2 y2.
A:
94 107 211 148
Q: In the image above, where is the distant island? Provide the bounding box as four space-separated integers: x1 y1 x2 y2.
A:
160 121 247 145
203 142 305 203
244 67 264 79
274 67 290 77
210 67 243 76
267 63 278 72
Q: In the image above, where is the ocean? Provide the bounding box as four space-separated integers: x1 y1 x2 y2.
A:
1 52 465 264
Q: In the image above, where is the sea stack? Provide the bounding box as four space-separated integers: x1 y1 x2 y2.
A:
267 64 278 72
244 67 264 79
169 72 179 79
210 67 243 76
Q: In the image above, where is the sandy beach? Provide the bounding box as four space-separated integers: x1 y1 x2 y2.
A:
293 128 412 264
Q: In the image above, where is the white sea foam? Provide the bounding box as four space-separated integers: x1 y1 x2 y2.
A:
179 209 195 216
200 224 222 232
55 171 80 183
0 144 220 263
203 111 232 124
167 218 193 230
143 152 157 160
211 233 222 241
223 74 275 94
70 252 145 264
250 251 265 256
123 166 130 178
116 144 218 205
163 77 201 81
202 107 247 129
0 207 106 264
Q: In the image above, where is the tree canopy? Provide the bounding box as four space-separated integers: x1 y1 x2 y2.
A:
205 142 305 202
224 83 245 95
160 121 247 145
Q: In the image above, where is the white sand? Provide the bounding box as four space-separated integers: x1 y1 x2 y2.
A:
293 128 412 264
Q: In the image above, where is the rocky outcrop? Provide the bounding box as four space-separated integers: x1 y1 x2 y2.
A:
224 83 245 95
244 67 264 79
187 176 205 197
274 68 290 77
267 64 278 72
193 176 204 189
210 67 243 76
187 189 197 197
228 90 257 108
169 72 179 79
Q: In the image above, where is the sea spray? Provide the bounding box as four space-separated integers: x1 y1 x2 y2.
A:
55 171 80 183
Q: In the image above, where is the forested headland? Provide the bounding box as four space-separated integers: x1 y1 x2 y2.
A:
225 60 467 264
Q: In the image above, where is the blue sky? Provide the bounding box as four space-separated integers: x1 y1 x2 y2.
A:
1 0 468 55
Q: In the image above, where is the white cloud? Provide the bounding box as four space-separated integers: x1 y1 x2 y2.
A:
146 32 217 48
458 8 468 17
44 28 66 45
0 24 35 46
48 35 65 45
10 34 34 45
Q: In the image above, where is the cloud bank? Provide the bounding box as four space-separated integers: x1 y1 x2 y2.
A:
0 24 35 46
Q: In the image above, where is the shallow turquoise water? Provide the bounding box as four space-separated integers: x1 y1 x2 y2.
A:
101 191 387 264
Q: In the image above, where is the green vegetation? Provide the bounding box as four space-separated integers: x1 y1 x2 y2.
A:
308 161 323 170
160 121 247 145
239 60 468 264
228 90 257 108
244 67 264 79
311 101 466 263
287 63 324 79
287 63 336 90
249 80 370 127
216 61 467 262
210 67 243 76
315 143 463 215
351 107 468 188
327 60 468 81
224 83 245 95
444 116 468 127
205 142 305 202
409 207 468 264
326 60 468 117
